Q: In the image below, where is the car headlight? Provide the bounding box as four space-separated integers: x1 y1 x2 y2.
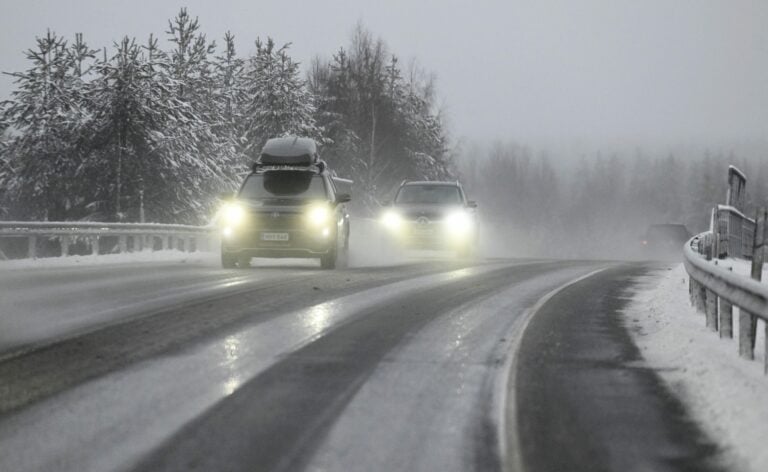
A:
307 204 331 226
444 210 473 234
223 202 246 226
381 210 403 231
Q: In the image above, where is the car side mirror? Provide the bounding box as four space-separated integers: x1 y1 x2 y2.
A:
218 191 235 201
467 200 478 208
336 193 351 204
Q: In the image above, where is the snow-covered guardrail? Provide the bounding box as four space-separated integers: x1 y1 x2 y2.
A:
0 221 215 259
684 231 768 373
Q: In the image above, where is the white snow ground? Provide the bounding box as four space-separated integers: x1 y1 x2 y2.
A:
625 264 767 472
0 249 217 269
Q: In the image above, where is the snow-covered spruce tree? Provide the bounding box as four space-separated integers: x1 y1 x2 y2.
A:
308 26 453 211
86 17 238 224
308 50 361 180
85 36 169 222
1 31 96 220
0 111 11 218
212 31 247 169
241 38 322 161
158 8 239 223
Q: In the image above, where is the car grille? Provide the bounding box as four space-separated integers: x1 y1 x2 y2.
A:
248 211 303 230
402 210 444 221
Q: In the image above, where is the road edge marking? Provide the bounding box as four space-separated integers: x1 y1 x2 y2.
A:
496 266 610 472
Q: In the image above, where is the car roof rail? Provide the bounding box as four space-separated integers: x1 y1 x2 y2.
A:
252 159 327 174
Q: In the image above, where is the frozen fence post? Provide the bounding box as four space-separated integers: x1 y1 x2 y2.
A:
719 267 733 338
705 289 718 331
91 236 100 256
739 208 766 359
726 166 747 212
695 280 707 314
739 309 757 360
60 236 70 257
118 235 128 253
28 235 37 259
689 278 700 312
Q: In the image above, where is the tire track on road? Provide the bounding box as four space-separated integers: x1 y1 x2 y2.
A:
0 261 475 415
135 262 583 472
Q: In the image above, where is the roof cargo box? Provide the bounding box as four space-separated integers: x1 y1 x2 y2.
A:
259 137 318 166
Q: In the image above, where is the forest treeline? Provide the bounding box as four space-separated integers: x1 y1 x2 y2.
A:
459 143 768 257
0 6 765 252
0 8 451 223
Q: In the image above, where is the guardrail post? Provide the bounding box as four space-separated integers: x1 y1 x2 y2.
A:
739 310 757 360
60 236 70 257
118 235 127 253
693 279 707 314
705 289 718 331
162 236 169 251
741 208 767 360
690 278 701 312
719 267 733 338
91 236 100 256
28 235 37 259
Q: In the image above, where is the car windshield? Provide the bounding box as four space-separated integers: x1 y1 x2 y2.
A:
395 185 462 205
239 172 327 201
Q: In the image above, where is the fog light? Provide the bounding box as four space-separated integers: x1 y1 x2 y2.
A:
222 227 234 238
381 210 403 231
223 203 246 226
321 227 330 238
307 204 331 226
444 210 473 237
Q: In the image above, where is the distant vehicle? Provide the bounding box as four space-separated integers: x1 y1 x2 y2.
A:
219 137 351 269
379 180 478 257
641 223 691 260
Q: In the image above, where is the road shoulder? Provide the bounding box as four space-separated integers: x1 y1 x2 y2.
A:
626 264 768 472
515 264 722 472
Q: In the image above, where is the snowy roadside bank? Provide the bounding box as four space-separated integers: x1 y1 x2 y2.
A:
0 250 219 271
625 264 767 472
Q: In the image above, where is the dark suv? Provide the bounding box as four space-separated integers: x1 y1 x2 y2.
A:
220 137 351 269
380 180 478 256
641 223 691 261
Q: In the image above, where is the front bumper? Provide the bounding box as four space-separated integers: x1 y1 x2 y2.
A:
389 222 474 250
222 227 335 257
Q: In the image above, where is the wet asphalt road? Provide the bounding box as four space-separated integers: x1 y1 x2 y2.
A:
0 257 719 471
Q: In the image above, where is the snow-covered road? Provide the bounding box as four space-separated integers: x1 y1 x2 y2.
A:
0 256 737 472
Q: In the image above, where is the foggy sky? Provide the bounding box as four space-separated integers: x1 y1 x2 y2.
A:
1 0 767 149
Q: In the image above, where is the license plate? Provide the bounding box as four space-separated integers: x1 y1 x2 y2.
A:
261 232 289 241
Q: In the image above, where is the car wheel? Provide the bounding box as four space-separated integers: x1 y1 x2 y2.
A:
221 250 237 268
237 255 251 268
320 246 337 270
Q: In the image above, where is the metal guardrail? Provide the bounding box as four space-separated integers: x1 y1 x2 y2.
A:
715 205 755 259
0 221 215 259
684 232 768 373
